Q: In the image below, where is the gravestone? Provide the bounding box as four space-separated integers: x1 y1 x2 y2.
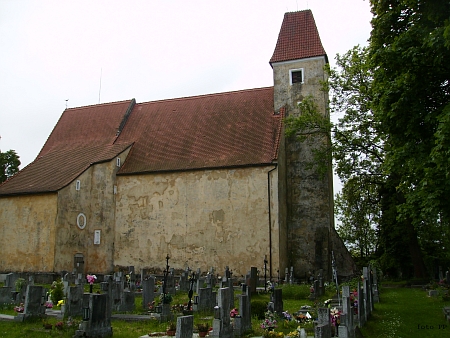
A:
316 307 331 338
14 285 46 322
211 287 233 338
66 285 84 317
284 268 289 283
271 288 283 315
357 282 364 327
237 292 251 334
339 286 353 338
198 287 215 312
5 273 17 289
372 268 379 303
179 271 189 292
249 267 257 294
176 315 194 338
0 287 12 303
74 293 112 337
142 276 155 309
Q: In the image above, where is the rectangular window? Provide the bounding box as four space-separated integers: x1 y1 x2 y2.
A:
76 180 81 191
290 68 304 85
116 157 121 167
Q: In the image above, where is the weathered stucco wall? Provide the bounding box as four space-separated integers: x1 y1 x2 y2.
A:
273 56 335 280
54 148 130 274
114 166 282 277
0 194 57 272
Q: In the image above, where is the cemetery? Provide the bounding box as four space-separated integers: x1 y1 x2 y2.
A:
1 257 448 338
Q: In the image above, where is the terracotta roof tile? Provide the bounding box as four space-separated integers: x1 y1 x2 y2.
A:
0 143 131 196
0 100 134 196
270 10 327 64
117 87 281 174
0 88 282 196
38 100 135 156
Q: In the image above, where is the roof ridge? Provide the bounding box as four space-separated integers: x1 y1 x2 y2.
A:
65 98 135 111
137 87 274 105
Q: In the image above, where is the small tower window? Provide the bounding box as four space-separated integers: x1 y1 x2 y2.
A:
290 68 304 85
75 180 81 191
116 157 121 167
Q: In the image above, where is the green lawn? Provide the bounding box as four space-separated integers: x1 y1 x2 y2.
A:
361 286 450 338
0 283 449 337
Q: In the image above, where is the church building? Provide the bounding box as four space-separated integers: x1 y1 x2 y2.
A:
0 10 355 281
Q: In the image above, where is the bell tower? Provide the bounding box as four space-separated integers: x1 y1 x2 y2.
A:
271 10 334 280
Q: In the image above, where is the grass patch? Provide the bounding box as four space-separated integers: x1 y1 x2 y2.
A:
361 286 450 338
4 283 448 337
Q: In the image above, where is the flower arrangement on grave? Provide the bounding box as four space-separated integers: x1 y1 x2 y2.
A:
86 274 97 293
55 321 64 330
323 299 333 308
159 292 173 304
49 279 65 305
281 310 293 322
230 308 239 318
57 299 65 307
196 322 210 337
86 274 97 284
351 290 358 314
266 281 274 293
147 300 155 312
14 303 24 313
15 278 26 292
166 320 177 335
330 307 341 327
262 330 283 338
44 301 53 308
260 310 278 331
196 322 210 332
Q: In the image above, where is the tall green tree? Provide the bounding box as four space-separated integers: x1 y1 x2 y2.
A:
0 149 20 183
370 0 450 227
335 176 378 260
370 0 450 276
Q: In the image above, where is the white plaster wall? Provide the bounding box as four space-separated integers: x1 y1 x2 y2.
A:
114 166 281 277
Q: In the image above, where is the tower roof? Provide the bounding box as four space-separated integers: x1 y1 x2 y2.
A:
270 10 327 65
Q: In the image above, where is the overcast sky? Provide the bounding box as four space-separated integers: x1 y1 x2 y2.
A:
0 0 372 173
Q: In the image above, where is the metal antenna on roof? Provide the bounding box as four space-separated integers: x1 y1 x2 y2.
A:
98 68 102 104
65 99 69 109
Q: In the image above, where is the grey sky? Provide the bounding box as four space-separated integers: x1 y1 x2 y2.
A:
0 0 372 171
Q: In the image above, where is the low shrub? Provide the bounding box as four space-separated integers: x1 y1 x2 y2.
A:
251 300 267 319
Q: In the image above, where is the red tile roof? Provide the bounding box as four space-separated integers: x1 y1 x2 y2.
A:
0 100 135 196
117 87 281 174
0 88 282 196
270 10 327 64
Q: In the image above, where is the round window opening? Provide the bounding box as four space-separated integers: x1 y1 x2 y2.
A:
77 213 86 229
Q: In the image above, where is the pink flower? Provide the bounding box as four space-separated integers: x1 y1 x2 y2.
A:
86 274 97 284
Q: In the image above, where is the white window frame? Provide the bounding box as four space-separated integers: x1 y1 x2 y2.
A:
116 157 121 167
289 68 304 85
75 180 81 191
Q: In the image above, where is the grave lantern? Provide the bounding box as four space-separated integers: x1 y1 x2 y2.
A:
82 307 90 321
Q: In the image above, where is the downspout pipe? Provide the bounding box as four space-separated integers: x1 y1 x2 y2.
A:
267 164 277 281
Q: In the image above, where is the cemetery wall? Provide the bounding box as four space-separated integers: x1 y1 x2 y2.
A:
0 193 57 272
52 148 130 273
114 166 285 276
273 56 335 280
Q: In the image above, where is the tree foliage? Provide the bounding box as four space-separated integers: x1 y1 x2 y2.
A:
0 149 20 183
369 0 450 277
370 0 450 226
